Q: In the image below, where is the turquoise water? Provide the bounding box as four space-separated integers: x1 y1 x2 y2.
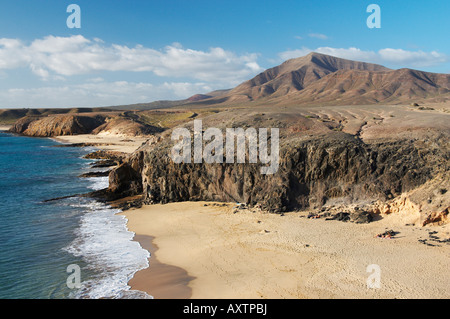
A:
0 132 150 299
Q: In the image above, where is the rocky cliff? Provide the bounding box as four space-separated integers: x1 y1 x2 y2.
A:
8 112 164 137
106 107 449 225
131 135 443 213
9 114 106 137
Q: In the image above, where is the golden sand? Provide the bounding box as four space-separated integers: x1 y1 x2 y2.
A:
123 202 450 299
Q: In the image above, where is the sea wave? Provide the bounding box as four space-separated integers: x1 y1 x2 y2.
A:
85 176 109 191
64 178 152 299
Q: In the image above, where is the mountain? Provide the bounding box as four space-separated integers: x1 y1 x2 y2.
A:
15 52 442 113
2 53 449 117
196 52 450 106
285 67 450 105
229 52 390 100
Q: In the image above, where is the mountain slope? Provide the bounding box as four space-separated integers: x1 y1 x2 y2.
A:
226 52 391 101
197 52 449 106
281 67 450 105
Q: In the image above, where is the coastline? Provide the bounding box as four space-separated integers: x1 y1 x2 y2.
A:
51 132 156 298
50 133 197 298
0 131 153 298
19 131 449 299
123 201 450 299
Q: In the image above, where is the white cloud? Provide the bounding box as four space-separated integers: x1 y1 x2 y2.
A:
161 82 213 98
377 48 447 67
308 33 329 40
0 39 25 69
0 81 216 108
0 35 263 86
279 46 448 68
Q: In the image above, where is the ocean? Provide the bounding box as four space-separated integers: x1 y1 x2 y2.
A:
0 131 151 299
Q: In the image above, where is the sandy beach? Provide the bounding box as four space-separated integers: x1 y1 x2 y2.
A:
10 120 448 299
7 107 446 299
54 134 150 154
0 125 11 131
123 201 450 299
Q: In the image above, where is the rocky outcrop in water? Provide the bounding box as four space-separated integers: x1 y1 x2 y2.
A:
103 148 145 200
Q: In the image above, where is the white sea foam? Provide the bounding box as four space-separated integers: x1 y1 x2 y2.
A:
85 176 109 191
65 181 152 299
82 146 99 153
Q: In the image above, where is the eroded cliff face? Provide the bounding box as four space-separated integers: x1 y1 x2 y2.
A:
85 106 447 225
9 115 105 137
138 136 442 212
9 112 169 138
107 129 448 225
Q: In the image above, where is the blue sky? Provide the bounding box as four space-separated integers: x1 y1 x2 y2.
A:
0 0 449 108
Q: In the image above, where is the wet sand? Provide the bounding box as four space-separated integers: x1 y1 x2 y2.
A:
128 235 194 299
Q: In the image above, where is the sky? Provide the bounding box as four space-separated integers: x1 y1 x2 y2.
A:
0 0 449 108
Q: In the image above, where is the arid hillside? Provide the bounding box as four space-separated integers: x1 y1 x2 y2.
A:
190 52 450 107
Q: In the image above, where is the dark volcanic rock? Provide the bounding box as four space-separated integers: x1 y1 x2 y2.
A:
84 150 126 162
119 134 446 213
108 163 142 198
79 171 111 178
107 151 144 199
350 211 373 224
95 107 448 216
90 159 118 168
327 212 351 222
